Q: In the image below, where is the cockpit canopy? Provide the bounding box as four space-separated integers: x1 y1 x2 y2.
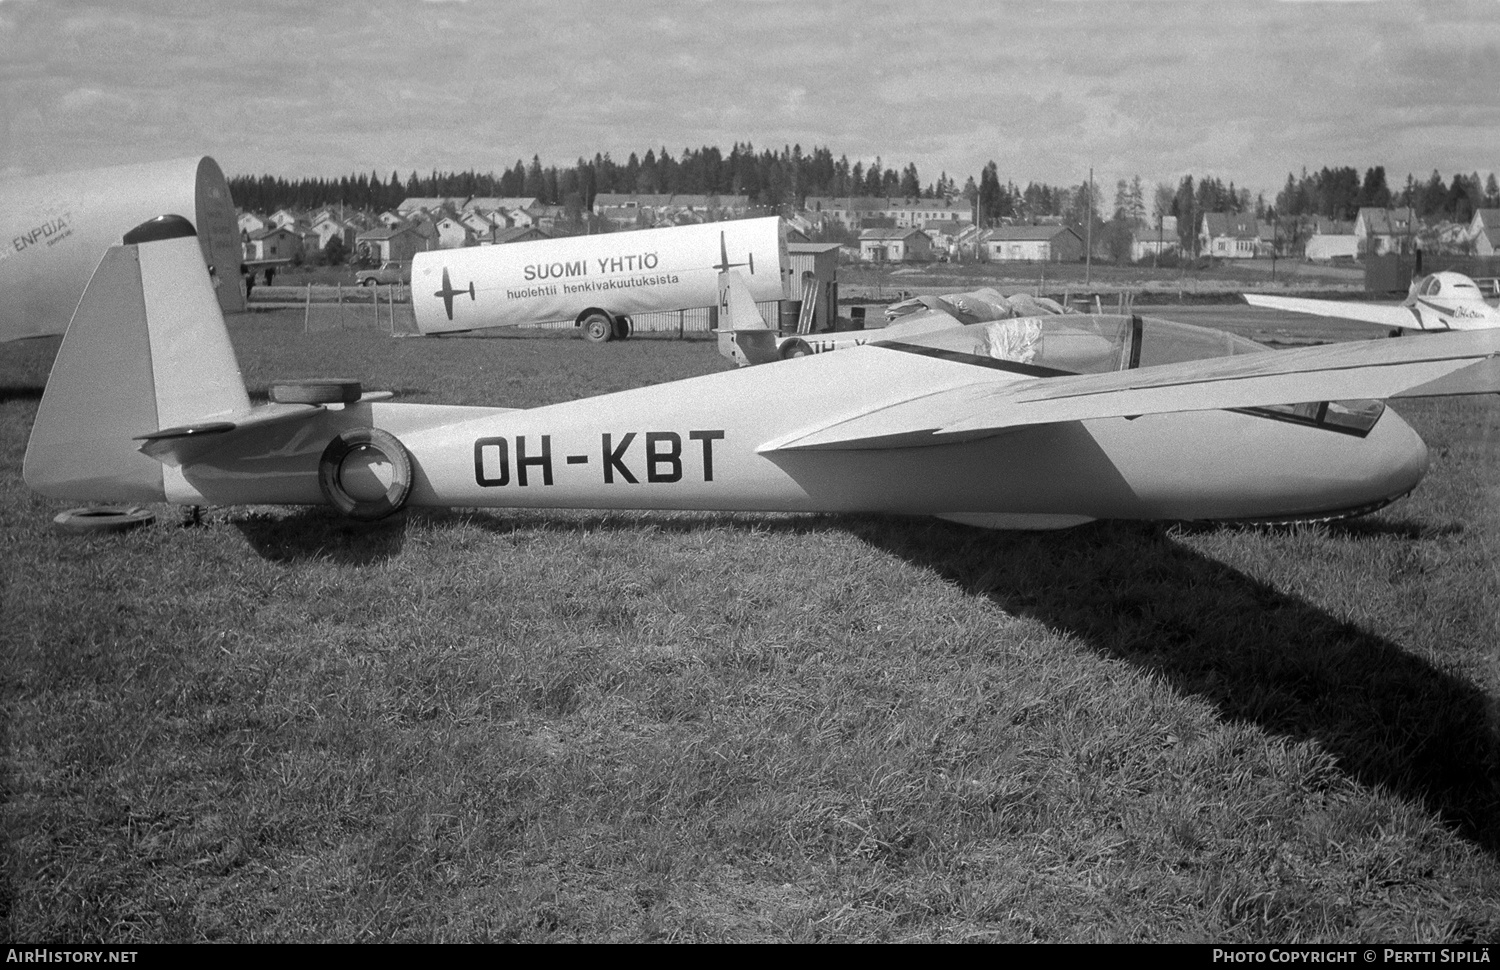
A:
1412 272 1487 304
906 313 1267 375
893 314 1384 435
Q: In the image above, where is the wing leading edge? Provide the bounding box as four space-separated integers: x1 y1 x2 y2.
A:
760 329 1500 452
1243 293 1428 330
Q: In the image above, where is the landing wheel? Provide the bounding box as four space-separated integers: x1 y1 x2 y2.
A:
780 338 812 359
318 428 413 521
581 312 614 343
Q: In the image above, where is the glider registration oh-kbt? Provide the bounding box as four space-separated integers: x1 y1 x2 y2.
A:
22 216 1500 530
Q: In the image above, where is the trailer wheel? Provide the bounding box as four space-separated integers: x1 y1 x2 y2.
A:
318 428 412 521
614 316 633 340
581 312 614 343
780 338 813 359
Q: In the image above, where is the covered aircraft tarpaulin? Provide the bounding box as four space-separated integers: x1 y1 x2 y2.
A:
0 156 243 341
883 287 1068 325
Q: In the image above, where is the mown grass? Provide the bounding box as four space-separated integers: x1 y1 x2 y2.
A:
3 313 1499 941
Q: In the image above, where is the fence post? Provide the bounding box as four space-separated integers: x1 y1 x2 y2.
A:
303 283 311 334
678 309 684 340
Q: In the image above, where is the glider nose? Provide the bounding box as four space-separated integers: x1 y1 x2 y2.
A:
1360 407 1429 508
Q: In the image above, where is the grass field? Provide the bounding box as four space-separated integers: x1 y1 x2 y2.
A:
4 312 1499 941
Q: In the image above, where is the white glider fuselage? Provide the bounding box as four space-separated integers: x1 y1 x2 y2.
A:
29 220 1500 531
153 352 1429 529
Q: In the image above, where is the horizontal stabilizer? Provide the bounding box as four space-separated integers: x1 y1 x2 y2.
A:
1244 293 1429 330
135 401 324 465
762 329 1500 451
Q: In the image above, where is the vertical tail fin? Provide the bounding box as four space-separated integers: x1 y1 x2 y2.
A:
24 215 250 501
715 268 781 367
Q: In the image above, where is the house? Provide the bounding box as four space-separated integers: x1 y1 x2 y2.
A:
237 211 269 236
1304 221 1358 260
1354 207 1417 256
922 219 972 258
435 215 476 249
354 224 426 264
1131 216 1179 262
859 227 933 263
593 193 753 229
268 208 304 231
1199 213 1260 258
489 226 551 246
243 225 303 262
981 225 1084 262
308 215 358 253
804 196 971 231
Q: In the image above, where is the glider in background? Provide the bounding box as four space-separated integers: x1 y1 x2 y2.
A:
24 216 1500 531
1244 271 1500 332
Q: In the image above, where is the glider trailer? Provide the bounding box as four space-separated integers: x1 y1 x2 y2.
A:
410 216 789 342
23 216 1500 531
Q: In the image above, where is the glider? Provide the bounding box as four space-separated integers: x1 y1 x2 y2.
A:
23 216 1500 530
1244 271 1500 332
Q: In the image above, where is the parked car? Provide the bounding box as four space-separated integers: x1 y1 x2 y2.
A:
355 261 410 286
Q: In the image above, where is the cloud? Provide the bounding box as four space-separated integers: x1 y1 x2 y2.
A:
2 0 1497 196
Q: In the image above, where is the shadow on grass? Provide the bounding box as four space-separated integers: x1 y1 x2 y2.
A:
230 503 1499 855
846 515 1500 858
0 384 45 403
231 506 838 566
234 507 409 565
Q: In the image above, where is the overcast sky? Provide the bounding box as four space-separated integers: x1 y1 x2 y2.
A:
2 0 1496 203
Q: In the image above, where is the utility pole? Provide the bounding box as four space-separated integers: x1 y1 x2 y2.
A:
1085 167 1093 286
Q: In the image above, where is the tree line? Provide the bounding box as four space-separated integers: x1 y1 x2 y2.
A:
228 144 960 216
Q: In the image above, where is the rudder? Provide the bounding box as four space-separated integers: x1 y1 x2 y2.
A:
23 215 250 501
